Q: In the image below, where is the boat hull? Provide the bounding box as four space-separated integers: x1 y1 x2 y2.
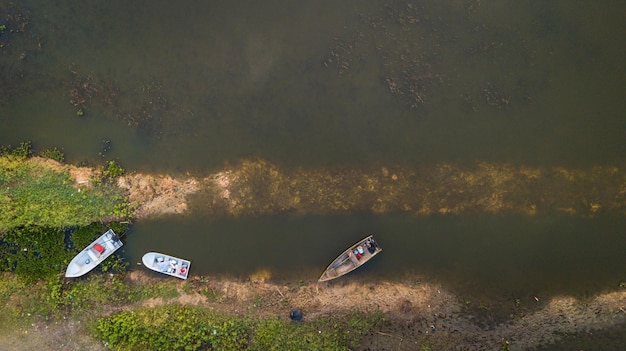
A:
318 234 382 282
142 252 191 279
65 229 123 278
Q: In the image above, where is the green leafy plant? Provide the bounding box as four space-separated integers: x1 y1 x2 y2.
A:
1 226 70 282
39 147 65 162
11 141 32 159
201 287 225 302
103 160 124 178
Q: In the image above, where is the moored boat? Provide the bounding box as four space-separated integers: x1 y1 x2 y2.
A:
318 235 382 282
65 229 123 278
142 252 191 279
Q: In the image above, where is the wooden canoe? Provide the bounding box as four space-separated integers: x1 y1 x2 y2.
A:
318 235 382 282
65 229 123 278
142 252 191 279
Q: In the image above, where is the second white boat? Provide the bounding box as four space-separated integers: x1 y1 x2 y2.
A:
142 252 191 279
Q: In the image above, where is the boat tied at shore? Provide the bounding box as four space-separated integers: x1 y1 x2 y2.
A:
65 229 123 278
142 252 191 279
318 235 382 282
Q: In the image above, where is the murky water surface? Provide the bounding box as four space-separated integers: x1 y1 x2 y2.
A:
1 1 624 299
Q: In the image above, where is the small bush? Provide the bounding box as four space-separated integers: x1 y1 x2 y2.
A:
39 147 65 162
11 141 32 159
103 160 124 178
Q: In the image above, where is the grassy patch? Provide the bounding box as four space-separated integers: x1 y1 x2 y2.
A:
135 281 181 301
92 303 381 351
201 286 225 302
0 154 126 232
0 273 32 330
93 304 250 351
251 313 378 351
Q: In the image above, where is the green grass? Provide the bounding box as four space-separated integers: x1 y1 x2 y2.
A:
0 154 126 232
250 314 377 351
135 281 181 300
93 304 250 351
92 304 380 351
0 273 31 329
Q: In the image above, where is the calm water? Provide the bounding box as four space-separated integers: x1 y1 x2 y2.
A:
124 214 626 299
1 1 625 299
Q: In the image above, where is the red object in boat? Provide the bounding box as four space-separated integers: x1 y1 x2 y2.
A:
93 243 105 254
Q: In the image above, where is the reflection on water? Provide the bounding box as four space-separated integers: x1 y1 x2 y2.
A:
1 0 625 299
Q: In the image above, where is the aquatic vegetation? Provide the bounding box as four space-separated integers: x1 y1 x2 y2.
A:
39 147 65 162
0 226 68 281
6 140 32 158
190 159 626 218
103 160 125 178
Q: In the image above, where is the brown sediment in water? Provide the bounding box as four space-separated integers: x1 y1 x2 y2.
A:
117 173 199 218
107 159 625 219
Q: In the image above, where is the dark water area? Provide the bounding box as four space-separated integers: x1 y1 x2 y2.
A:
2 0 624 171
1 1 625 301
124 213 626 301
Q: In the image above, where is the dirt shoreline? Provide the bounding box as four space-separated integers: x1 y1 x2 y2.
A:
4 271 625 351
